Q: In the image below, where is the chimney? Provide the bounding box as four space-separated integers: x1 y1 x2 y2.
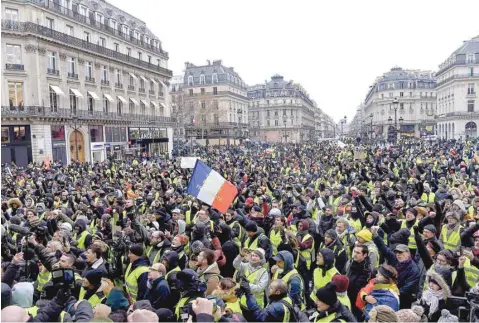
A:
212 60 222 66
207 60 211 65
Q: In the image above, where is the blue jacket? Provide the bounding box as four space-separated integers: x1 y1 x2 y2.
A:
145 276 170 310
246 292 289 322
364 285 400 321
275 250 303 307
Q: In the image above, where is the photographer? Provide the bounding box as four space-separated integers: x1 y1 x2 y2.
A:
174 269 206 321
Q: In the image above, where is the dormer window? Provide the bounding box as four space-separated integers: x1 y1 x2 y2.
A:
467 53 475 64
212 73 218 83
188 75 194 86
200 74 205 84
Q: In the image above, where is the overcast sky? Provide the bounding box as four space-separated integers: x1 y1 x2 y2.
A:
114 0 479 122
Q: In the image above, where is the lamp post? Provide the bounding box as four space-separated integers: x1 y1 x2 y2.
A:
387 98 404 144
283 118 287 143
300 123 304 143
340 115 347 138
369 113 374 141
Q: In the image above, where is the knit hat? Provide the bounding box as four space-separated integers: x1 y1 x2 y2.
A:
245 221 258 233
357 229 372 242
252 248 265 261
85 269 104 287
325 229 338 241
423 224 437 234
190 240 205 255
60 222 72 232
370 304 399 322
133 300 154 312
315 282 337 306
396 309 421 322
437 309 458 322
331 275 349 293
129 244 144 257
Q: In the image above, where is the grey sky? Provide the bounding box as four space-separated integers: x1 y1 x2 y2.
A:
113 0 479 122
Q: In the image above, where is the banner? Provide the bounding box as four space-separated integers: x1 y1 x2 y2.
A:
181 157 199 169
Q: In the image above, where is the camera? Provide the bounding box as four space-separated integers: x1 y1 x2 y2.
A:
51 268 75 290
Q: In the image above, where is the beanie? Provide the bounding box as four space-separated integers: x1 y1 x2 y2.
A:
60 222 72 232
437 309 458 322
423 224 437 234
396 309 421 322
370 305 399 322
252 248 265 261
85 269 103 287
245 222 258 233
357 229 372 242
315 282 337 306
129 244 144 257
331 275 349 293
190 240 205 255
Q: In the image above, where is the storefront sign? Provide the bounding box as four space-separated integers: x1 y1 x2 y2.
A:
92 144 104 149
52 141 66 147
114 145 121 151
105 143 111 148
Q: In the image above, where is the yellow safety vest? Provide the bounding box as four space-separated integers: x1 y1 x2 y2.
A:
26 306 39 317
279 297 293 323
146 246 163 265
79 287 106 307
440 225 461 251
273 269 305 310
175 296 195 320
165 266 181 280
348 218 362 233
238 266 267 309
225 300 243 314
315 312 346 322
124 263 149 302
464 257 479 288
310 267 339 302
338 293 351 309
421 192 435 204
74 230 91 250
270 229 283 255
229 221 244 248
89 219 98 234
400 220 417 250
299 233 314 270
243 233 265 253
36 266 51 292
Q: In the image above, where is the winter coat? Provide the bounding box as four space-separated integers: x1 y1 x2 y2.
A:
220 240 239 279
127 256 150 301
232 255 269 296
81 257 108 278
274 250 303 307
197 262 222 296
145 276 170 310
419 271 451 322
245 294 292 322
345 257 373 314
364 282 400 321
373 234 421 309
312 301 356 323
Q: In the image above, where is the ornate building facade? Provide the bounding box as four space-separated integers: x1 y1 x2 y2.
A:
2 0 173 165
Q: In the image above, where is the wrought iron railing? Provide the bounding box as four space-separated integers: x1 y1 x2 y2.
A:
149 90 155 95
1 20 172 77
127 85 135 91
101 80 110 86
47 68 59 75
67 72 78 79
5 64 24 71
85 76 95 83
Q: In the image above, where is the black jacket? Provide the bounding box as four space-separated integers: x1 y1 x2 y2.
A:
81 258 109 278
145 276 171 310
345 258 373 313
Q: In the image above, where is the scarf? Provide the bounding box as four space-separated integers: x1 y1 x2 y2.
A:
422 287 444 317
336 229 348 241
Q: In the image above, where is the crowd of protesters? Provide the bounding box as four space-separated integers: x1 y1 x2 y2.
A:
1 138 479 322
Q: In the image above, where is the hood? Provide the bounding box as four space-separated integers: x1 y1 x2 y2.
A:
277 250 294 272
105 289 130 311
74 219 87 232
1 283 11 309
201 262 220 275
318 248 335 270
426 271 451 299
162 251 179 270
193 222 207 240
218 223 232 244
11 282 34 308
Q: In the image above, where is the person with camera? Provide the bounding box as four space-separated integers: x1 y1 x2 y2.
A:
174 269 207 321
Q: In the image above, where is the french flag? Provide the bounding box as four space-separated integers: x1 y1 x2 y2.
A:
187 160 238 214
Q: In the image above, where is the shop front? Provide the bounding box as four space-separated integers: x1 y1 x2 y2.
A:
51 125 67 164
89 125 105 163
128 127 169 158
1 125 32 166
105 127 128 160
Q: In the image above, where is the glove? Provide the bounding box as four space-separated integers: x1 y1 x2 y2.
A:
240 279 252 296
54 288 71 305
413 225 419 235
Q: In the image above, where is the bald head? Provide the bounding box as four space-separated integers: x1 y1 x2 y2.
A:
127 309 158 322
148 263 166 281
1 306 29 323
270 279 288 297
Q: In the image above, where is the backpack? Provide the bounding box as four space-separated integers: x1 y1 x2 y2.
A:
277 299 310 323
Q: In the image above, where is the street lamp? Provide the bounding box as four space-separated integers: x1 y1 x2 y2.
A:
300 123 304 142
283 118 287 143
369 113 374 140
388 98 403 143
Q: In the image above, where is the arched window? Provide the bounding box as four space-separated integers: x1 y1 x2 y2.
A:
188 75 194 85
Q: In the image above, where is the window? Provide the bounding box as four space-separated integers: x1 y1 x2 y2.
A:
83 31 90 42
13 127 26 141
70 91 77 114
127 48 131 56
275 120 279 126
129 75 134 87
69 57 75 74
291 109 293 116
212 73 218 83
49 86 59 112
201 101 206 109
267 100 270 105
122 25 129 36
157 59 161 67
409 92 413 97
5 8 18 21
87 93 94 114
267 120 270 126
89 126 104 142
85 61 92 78
79 5 87 16
213 87 218 95
95 12 104 24
148 55 151 64
140 101 146 115
110 19 117 30
65 25 73 36
201 88 205 95
470 68 474 77
267 110 270 117
200 74 205 84
117 101 122 115
468 100 475 112
468 83 475 95
135 31 140 39
8 82 23 109
274 111 278 116
103 96 109 114
99 37 106 47
189 89 193 96
400 92 404 97
6 44 21 64
114 43 119 52
188 75 194 85
1 127 10 144
46 17 54 29
129 101 135 114
467 54 475 64
51 125 65 140
138 52 142 61
48 51 56 70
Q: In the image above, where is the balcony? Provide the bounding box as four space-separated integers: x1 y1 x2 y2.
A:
67 72 78 79
1 20 173 77
149 90 155 95
159 92 164 97
85 76 95 83
128 85 135 91
1 106 176 125
5 63 24 71
115 83 123 89
101 80 110 86
139 88 145 93
436 73 479 87
47 68 59 76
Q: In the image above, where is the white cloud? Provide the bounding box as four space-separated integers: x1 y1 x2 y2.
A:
112 0 479 122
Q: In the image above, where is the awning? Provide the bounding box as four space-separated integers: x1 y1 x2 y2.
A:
150 78 158 85
87 91 100 101
50 85 65 97
140 76 148 82
150 101 158 108
129 73 138 80
140 99 148 106
104 94 115 103
117 96 128 104
70 88 83 98
130 98 139 106
159 102 166 108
